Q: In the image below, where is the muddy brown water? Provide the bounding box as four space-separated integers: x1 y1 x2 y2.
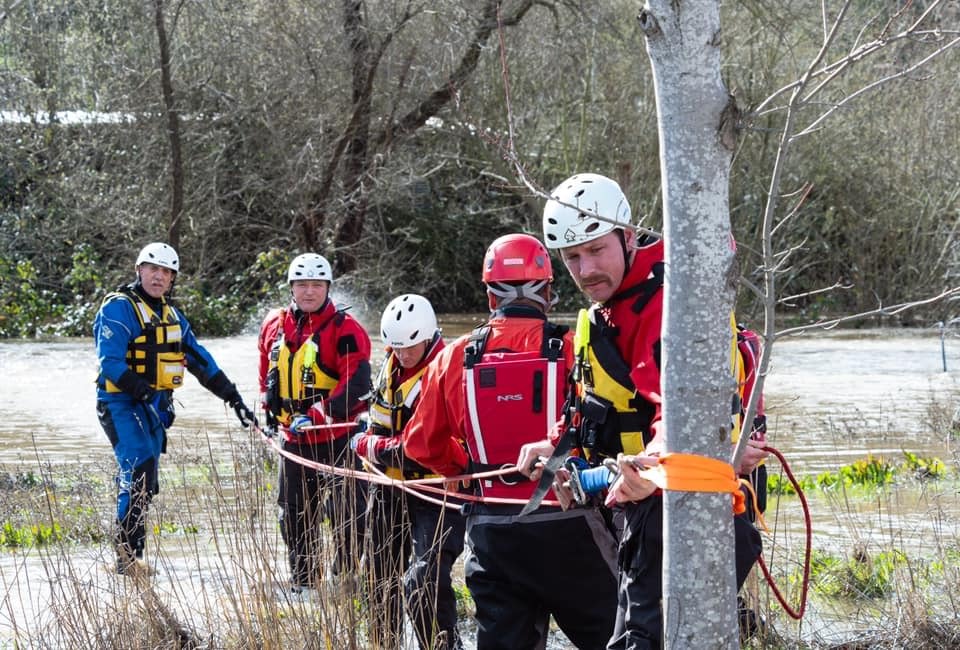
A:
2 320 959 645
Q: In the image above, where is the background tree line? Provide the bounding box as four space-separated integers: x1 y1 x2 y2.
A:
1 0 957 338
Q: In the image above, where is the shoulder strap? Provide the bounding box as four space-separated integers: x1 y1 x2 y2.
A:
541 321 568 362
463 326 491 369
608 261 664 314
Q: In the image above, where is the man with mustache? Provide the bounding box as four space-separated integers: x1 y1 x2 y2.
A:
519 173 765 649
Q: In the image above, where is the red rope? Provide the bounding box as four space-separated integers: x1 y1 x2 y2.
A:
756 445 812 620
254 426 560 507
251 422 812 615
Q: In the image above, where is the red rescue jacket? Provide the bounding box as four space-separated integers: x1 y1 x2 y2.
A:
258 299 372 444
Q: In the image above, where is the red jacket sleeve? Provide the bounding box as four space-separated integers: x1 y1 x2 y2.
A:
257 308 284 393
322 313 372 420
402 340 470 476
629 292 663 447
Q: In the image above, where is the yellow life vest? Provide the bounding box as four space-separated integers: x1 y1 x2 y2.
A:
105 291 185 392
730 313 746 443
369 353 435 480
573 306 656 461
369 353 426 434
266 327 339 426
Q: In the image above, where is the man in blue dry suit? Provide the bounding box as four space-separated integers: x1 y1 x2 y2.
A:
95 242 255 575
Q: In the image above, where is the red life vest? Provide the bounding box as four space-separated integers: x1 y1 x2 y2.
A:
462 322 568 500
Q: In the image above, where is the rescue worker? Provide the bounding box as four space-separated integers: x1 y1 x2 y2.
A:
350 294 466 650
404 234 619 650
517 173 768 649
95 242 256 575
258 252 372 592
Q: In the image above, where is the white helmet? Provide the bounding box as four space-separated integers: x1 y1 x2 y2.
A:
135 242 179 272
380 294 438 348
287 253 333 283
542 173 632 249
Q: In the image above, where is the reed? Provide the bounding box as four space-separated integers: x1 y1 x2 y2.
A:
2 420 960 649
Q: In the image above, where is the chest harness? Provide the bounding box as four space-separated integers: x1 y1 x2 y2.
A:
369 353 426 434
264 308 344 426
368 351 438 480
462 320 568 500
573 262 663 463
104 289 185 393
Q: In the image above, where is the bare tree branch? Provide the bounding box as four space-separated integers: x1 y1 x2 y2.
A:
775 286 960 338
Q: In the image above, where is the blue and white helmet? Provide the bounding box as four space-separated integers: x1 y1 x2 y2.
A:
542 173 632 249
135 242 180 272
287 253 333 283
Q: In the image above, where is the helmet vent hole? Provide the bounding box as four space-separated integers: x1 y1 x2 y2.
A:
408 330 419 341
584 222 600 234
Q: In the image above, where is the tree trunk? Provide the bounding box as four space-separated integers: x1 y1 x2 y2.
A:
639 1 740 647
300 0 542 274
333 0 373 276
153 0 184 250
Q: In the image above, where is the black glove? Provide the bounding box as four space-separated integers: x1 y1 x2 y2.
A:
204 371 258 429
263 409 279 437
115 370 154 402
228 393 257 429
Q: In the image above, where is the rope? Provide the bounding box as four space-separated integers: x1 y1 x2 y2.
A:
250 423 811 619
637 447 812 620
755 445 812 620
253 424 561 508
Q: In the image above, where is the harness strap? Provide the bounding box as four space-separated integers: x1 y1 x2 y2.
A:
607 261 664 314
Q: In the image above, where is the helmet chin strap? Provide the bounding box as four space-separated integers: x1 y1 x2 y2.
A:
617 229 631 273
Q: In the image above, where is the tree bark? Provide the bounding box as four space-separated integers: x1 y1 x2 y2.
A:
331 0 374 276
639 1 740 647
153 0 184 250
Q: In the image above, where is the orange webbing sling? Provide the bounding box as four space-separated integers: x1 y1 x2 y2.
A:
640 453 746 515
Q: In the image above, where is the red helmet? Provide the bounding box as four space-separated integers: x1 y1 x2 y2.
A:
482 234 553 284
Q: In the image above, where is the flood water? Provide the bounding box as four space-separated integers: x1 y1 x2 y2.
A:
2 320 959 646
3 322 956 478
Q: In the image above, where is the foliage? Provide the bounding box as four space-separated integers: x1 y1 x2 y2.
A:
0 520 63 548
901 450 947 480
0 1 958 338
767 452 946 495
0 256 64 338
804 548 907 599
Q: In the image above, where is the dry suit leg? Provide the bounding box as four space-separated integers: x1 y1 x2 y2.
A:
114 458 158 565
608 498 664 650
278 452 325 587
608 496 763 650
277 436 367 586
325 440 368 576
405 498 466 650
97 398 162 569
365 484 410 649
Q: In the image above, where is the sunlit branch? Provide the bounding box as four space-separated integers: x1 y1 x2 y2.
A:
775 287 960 339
